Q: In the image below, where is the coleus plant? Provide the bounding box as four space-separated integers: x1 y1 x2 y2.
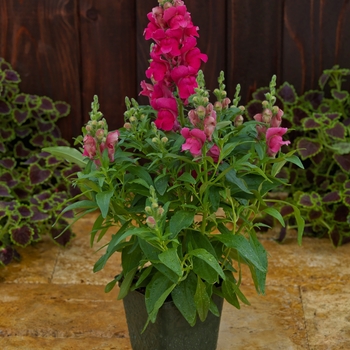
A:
0 57 79 266
247 65 350 246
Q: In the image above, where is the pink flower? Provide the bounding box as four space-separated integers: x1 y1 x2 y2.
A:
181 127 206 157
266 127 290 157
181 37 208 70
270 108 284 127
83 135 97 159
171 65 198 100
100 130 120 162
207 144 220 163
139 81 154 99
188 109 200 127
151 97 178 131
253 113 267 138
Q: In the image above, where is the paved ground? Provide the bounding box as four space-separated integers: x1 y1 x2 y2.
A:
1 213 350 349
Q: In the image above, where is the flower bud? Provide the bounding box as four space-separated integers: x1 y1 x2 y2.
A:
95 129 105 140
145 206 152 214
85 125 92 132
234 115 244 127
151 202 158 209
214 101 222 112
98 120 105 127
161 137 168 143
196 105 206 118
146 216 156 229
152 137 158 144
238 105 245 112
222 98 231 109
262 100 269 108
124 122 132 129
129 116 137 123
262 109 272 123
158 207 164 216
272 106 279 115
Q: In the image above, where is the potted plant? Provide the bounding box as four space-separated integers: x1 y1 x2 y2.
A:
247 65 350 246
45 0 304 348
0 57 79 266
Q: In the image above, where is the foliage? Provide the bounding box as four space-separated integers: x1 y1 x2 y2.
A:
247 65 350 246
0 57 79 266
45 0 304 329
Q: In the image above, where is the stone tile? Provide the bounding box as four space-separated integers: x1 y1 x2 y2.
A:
258 237 350 286
0 284 126 339
301 283 350 349
217 284 308 349
0 336 131 350
51 214 122 285
0 235 60 284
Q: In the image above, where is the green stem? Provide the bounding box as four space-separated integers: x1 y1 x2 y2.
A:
178 99 185 127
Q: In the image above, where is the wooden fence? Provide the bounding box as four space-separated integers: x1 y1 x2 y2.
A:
1 0 349 143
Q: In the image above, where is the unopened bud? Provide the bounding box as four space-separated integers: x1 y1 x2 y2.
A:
272 106 279 115
158 207 164 216
238 105 245 112
161 137 168 143
222 98 231 109
152 137 158 144
85 125 92 132
95 129 105 140
151 202 158 209
124 122 132 129
196 105 206 118
98 120 105 127
262 100 269 108
262 109 272 123
146 216 156 229
129 116 137 123
214 101 222 112
140 114 146 120
234 115 244 127
145 206 152 214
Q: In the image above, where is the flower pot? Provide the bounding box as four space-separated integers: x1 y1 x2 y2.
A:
123 290 224 350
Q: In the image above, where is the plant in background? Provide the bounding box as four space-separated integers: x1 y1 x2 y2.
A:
0 57 79 266
46 0 304 332
247 65 350 246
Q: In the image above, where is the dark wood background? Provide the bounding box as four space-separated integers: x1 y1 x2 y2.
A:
1 0 349 143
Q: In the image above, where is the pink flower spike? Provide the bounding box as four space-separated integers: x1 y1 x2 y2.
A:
181 127 206 157
101 130 120 162
83 135 97 159
207 144 220 163
266 127 290 157
270 108 284 127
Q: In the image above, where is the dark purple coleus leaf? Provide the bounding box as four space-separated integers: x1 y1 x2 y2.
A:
46 156 61 166
0 158 16 169
29 164 52 185
304 90 324 110
325 113 340 121
277 82 297 104
0 141 5 153
10 224 33 247
51 125 62 138
308 209 322 220
61 209 74 219
302 118 321 130
334 204 349 222
13 187 29 200
322 191 341 203
56 139 70 146
14 141 31 158
30 134 45 147
30 205 50 221
335 173 348 184
39 97 54 111
13 93 26 104
17 205 32 218
5 69 20 82
0 99 11 115
55 101 70 117
50 225 73 247
35 191 52 202
319 73 330 89
26 94 40 109
311 152 325 166
331 89 349 101
0 184 11 197
334 154 350 172
15 127 32 138
0 128 14 141
325 122 345 140
0 172 18 187
252 87 269 101
344 180 350 189
36 119 54 133
22 155 39 165
297 138 322 159
246 100 262 119
298 193 313 207
320 104 330 113
292 107 309 126
13 109 30 125
280 205 294 217
0 247 15 266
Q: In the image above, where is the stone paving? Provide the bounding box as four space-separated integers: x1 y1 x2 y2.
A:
1 214 350 349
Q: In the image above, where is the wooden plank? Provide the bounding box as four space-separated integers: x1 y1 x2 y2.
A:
227 0 283 104
283 0 350 95
79 0 137 131
0 0 82 143
136 0 226 105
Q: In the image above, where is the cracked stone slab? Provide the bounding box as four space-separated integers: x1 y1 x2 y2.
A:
301 283 350 349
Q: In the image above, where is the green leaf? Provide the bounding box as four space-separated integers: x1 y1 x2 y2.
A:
169 210 195 238
222 279 240 309
271 160 287 177
189 249 225 281
145 272 176 323
158 247 182 277
60 200 97 214
214 235 266 272
178 172 196 184
96 190 113 218
154 174 169 195
171 272 197 326
43 146 86 168
194 276 210 322
105 278 117 293
285 155 304 169
262 207 285 227
117 267 137 300
128 167 153 187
